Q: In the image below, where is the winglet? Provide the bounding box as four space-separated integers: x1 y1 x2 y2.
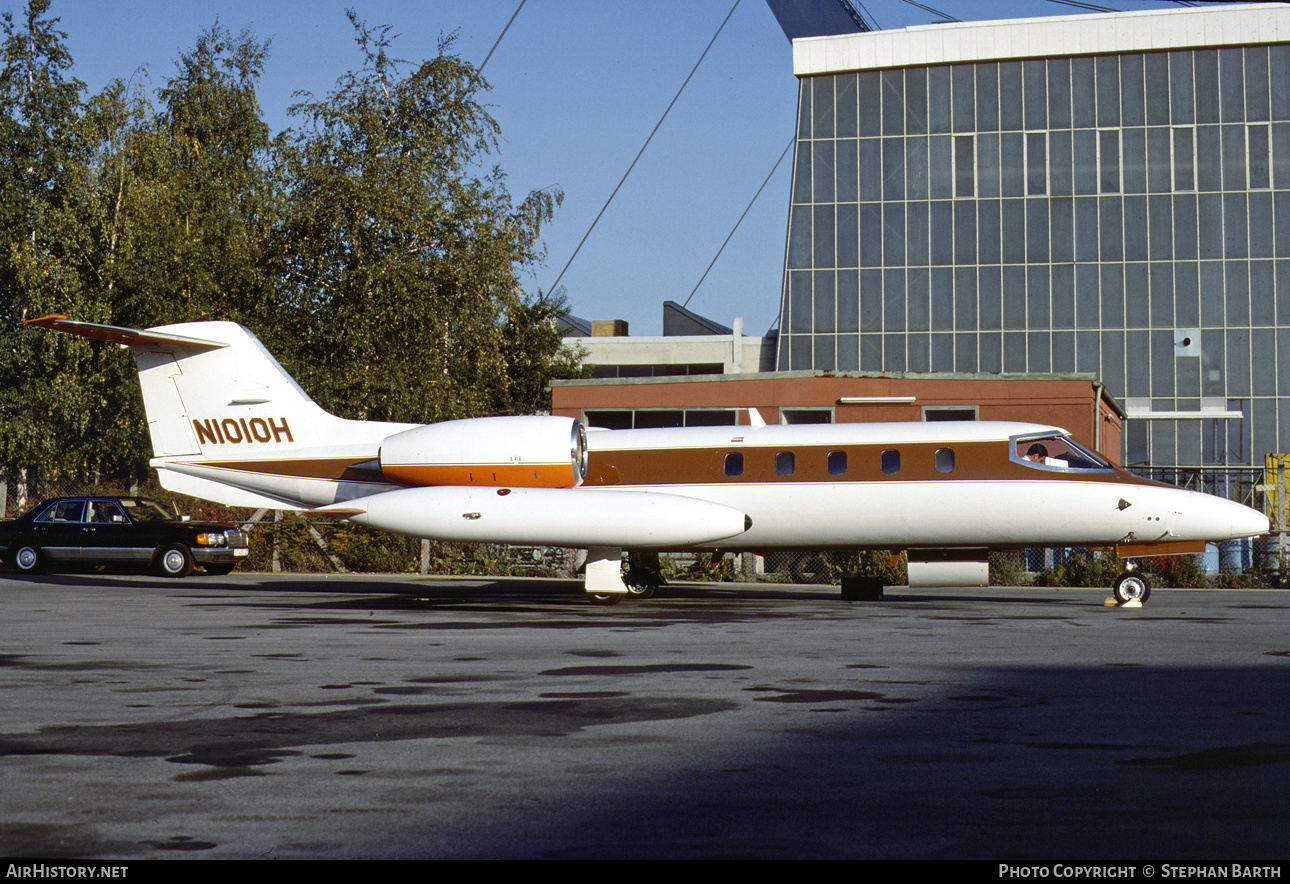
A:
24 315 228 351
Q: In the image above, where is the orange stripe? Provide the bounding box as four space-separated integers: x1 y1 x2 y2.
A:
381 462 577 488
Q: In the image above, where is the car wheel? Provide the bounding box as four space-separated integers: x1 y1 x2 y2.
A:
156 544 194 578
14 545 41 573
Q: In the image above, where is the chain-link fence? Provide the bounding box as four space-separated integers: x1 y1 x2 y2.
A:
1 473 1284 587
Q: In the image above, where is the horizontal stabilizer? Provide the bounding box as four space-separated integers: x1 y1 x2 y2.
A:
24 315 228 351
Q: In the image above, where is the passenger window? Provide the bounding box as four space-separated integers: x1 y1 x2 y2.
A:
37 500 85 523
827 450 847 475
724 452 744 477
881 449 900 474
776 451 795 476
935 448 956 473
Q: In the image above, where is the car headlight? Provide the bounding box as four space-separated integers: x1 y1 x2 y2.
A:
195 533 227 547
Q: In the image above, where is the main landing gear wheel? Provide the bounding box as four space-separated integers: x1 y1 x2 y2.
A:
1112 571 1151 604
14 545 40 573
156 544 194 578
624 568 659 600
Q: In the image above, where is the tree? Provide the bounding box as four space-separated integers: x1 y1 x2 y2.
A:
275 12 573 423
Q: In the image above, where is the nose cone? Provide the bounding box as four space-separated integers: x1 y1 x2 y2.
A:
1229 500 1271 539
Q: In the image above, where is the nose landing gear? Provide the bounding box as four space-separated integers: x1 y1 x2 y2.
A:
1111 561 1150 605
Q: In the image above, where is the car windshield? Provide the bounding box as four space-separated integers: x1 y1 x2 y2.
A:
118 499 176 522
1011 432 1113 471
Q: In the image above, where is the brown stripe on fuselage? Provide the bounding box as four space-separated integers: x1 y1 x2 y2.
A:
169 457 385 482
585 439 1152 487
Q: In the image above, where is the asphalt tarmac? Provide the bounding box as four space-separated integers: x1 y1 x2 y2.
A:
0 571 1287 860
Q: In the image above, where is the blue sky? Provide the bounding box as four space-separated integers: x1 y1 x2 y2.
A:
43 0 1191 335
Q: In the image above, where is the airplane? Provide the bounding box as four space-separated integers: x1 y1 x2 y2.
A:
25 315 1270 605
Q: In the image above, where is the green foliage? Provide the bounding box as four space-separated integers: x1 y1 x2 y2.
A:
1034 551 1125 587
0 2 582 489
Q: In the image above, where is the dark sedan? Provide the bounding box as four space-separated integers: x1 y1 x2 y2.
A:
0 497 250 577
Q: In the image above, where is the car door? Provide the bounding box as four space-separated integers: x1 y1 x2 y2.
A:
29 499 88 562
81 499 153 565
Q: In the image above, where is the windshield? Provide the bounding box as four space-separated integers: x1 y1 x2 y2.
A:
1011 432 1113 472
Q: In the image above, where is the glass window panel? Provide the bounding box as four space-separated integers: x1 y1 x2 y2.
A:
788 206 812 268
906 136 929 201
1169 51 1194 125
954 332 978 372
906 68 928 135
1199 327 1223 395
1049 130 1073 195
857 71 881 137
883 203 904 267
813 204 835 267
812 76 834 137
1147 128 1172 193
1099 195 1124 262
814 270 836 332
861 269 882 331
1226 262 1250 326
1100 263 1125 328
838 269 859 332
1196 52 1221 125
1096 56 1121 128
932 267 955 330
792 145 812 203
883 333 906 372
1004 331 1026 372
860 203 882 266
827 451 847 475
1048 58 1071 130
929 135 953 199
1121 128 1147 193
1000 61 1024 131
1196 125 1221 191
835 73 858 138
908 267 930 331
1150 262 1174 327
954 135 974 197
837 334 859 371
1125 330 1150 393
1124 195 1148 261
861 333 882 370
1075 197 1098 262
1051 264 1074 328
789 271 813 331
1052 330 1074 371
836 139 858 203
1127 262 1150 327
1002 199 1026 264
1175 262 1199 327
1198 192 1223 260
838 202 858 267
1250 191 1273 258
797 80 812 139
1051 197 1074 264
1100 129 1120 192
979 266 1002 330
815 336 835 371
1275 126 1290 190
1251 260 1274 326
1120 54 1145 127
1073 129 1097 195
1028 265 1051 327
978 200 1001 265
1076 330 1099 372
1200 261 1225 328
1248 46 1271 122
976 63 999 132
1220 48 1245 123
1222 125 1247 190
978 133 1000 198
1249 124 1271 189
1024 59 1047 130
1071 57 1095 129
1173 127 1194 191
1101 330 1125 395
906 201 929 266
881 69 904 136
955 266 977 330
1226 328 1250 396
954 200 977 264
928 66 952 134
930 200 953 265
979 333 1002 372
1028 331 1051 372
813 140 834 203
776 451 796 476
1145 53 1170 126
882 138 904 201
1026 200 1049 263
1003 265 1026 330
858 138 881 202
952 64 975 132
935 449 956 473
908 333 930 371
883 269 906 331
881 449 901 474
1272 46 1290 121
1026 132 1047 195
1224 192 1248 259
1149 194 1172 261
1000 132 1024 197
1173 193 1198 261
724 452 744 477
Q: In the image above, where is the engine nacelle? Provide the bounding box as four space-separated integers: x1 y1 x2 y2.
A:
379 416 587 488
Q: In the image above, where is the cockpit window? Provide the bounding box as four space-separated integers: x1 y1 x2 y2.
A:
1011 433 1113 472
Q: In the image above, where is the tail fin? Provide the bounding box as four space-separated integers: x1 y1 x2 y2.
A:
26 317 412 508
